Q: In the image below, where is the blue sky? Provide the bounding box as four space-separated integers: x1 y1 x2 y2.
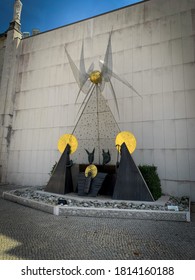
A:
0 0 142 34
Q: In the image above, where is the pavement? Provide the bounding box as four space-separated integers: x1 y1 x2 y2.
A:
0 184 195 260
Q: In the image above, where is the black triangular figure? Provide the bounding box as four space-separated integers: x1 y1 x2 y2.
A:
45 144 73 195
113 143 154 201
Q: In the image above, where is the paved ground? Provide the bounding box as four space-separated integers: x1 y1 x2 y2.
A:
0 184 195 260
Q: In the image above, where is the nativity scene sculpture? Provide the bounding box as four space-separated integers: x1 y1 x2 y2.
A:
45 31 154 202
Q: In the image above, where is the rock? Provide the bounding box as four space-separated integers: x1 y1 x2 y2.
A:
83 203 89 207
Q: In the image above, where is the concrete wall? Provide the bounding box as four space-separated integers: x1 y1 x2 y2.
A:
0 36 6 85
0 28 22 183
2 0 195 200
0 35 6 181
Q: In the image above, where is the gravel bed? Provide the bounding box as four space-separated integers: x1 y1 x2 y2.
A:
10 187 189 212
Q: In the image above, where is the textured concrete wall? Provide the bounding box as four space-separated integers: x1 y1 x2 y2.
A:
3 0 195 200
0 37 6 85
0 29 22 183
0 36 6 180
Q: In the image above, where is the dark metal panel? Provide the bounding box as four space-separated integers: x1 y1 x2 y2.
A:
77 172 107 197
45 144 73 195
113 143 154 201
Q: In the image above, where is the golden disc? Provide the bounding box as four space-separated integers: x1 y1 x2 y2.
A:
85 164 98 178
57 134 78 154
115 131 136 154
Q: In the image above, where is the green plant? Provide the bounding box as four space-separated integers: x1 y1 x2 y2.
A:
138 165 162 200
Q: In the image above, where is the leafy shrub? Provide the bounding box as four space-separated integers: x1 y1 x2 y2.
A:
138 165 162 200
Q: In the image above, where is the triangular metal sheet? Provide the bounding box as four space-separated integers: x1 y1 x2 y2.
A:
113 143 154 201
45 144 73 195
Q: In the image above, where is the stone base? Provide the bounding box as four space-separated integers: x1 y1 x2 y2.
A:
2 188 191 222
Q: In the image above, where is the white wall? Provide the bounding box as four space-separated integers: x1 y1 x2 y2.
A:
4 0 195 200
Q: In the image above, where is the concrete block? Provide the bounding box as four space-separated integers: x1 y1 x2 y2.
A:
170 14 182 39
172 65 184 91
162 67 173 93
184 63 195 90
132 71 143 96
152 93 163 120
153 121 165 149
112 30 124 53
142 46 152 70
152 68 163 94
123 48 133 73
187 118 195 149
165 150 178 180
175 119 188 149
171 38 183 65
132 25 142 48
141 70 152 96
182 36 195 63
189 150 195 181
132 96 143 121
31 129 40 151
143 149 154 165
7 151 19 173
132 149 143 166
164 120 176 148
160 17 171 42
142 95 153 121
154 149 166 178
132 122 143 149
124 97 133 122
122 27 133 51
151 19 161 44
93 33 108 57
163 92 174 119
177 150 190 180
152 44 162 68
181 11 193 37
133 47 142 72
142 21 152 46
23 151 32 173
174 91 186 119
144 0 153 21
113 51 124 75
177 181 191 198
190 182 195 203
164 180 179 196
143 121 153 149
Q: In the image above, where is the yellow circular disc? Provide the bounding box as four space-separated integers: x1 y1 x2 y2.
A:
115 131 137 154
85 164 98 178
57 134 78 154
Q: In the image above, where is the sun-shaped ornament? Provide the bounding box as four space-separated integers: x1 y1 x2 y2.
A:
57 134 78 154
89 71 102 84
115 131 137 154
65 31 142 119
85 164 98 178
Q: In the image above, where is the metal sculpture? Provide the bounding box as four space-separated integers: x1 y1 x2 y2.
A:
113 135 154 201
85 148 95 164
45 134 78 194
58 134 78 154
65 31 142 119
102 149 111 165
115 131 137 154
45 144 73 194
